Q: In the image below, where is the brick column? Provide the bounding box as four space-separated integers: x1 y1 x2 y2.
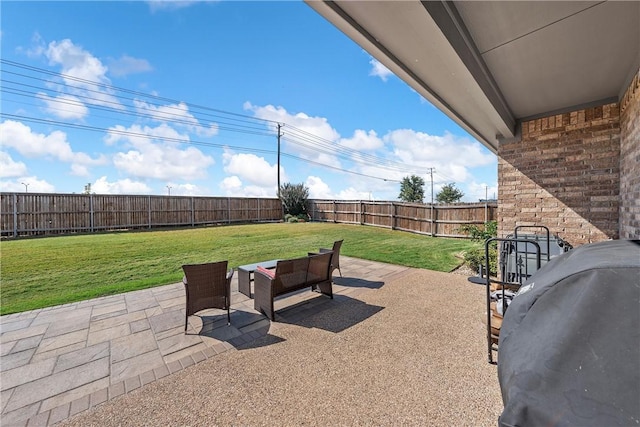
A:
498 104 621 247
620 69 640 239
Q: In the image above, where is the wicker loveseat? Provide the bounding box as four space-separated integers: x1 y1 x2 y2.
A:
254 251 334 320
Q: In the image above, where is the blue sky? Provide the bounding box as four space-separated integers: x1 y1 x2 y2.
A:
0 1 497 201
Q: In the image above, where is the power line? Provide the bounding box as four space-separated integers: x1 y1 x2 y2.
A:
1 59 441 182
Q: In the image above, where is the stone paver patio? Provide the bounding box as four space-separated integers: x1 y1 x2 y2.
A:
0 256 410 426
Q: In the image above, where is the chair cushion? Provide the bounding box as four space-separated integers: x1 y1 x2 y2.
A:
256 265 275 279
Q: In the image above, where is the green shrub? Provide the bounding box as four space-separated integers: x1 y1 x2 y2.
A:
458 220 497 242
464 246 498 276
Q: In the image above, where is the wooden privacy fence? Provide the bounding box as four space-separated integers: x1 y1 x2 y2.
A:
1 193 496 239
308 200 497 238
1 193 283 237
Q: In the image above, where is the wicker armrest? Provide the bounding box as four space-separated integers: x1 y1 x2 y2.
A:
226 269 234 280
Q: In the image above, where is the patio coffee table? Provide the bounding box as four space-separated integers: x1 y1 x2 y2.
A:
238 259 279 297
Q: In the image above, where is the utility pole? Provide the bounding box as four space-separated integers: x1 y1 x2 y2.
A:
277 123 283 199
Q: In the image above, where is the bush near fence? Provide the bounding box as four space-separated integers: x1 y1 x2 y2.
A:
1 193 496 239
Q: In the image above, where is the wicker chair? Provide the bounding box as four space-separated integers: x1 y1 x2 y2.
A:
319 239 343 277
182 261 234 331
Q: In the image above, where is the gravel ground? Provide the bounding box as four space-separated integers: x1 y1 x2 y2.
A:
61 269 503 426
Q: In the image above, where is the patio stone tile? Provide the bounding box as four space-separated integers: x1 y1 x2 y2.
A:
90 309 128 322
4 357 109 413
144 306 164 318
139 369 155 386
153 365 170 380
26 409 50 426
108 382 125 399
130 318 150 333
178 355 195 369
43 315 91 339
89 311 146 333
124 376 141 393
69 394 90 417
54 342 110 373
1 340 16 356
166 360 182 374
89 388 108 407
1 357 56 391
162 342 207 365
149 310 184 334
47 402 70 425
91 302 126 318
40 377 110 413
76 295 124 308
31 342 86 363
110 350 164 384
1 401 39 427
125 294 159 312
36 329 87 355
154 325 184 341
1 389 14 413
86 323 131 347
111 330 157 363
153 288 183 302
1 348 36 371
158 296 183 310
32 307 91 327
0 318 34 334
12 335 43 354
0 323 48 344
156 331 203 356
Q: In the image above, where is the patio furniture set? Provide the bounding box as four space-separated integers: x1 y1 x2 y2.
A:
181 240 343 331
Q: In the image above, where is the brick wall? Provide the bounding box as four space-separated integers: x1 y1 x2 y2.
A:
498 104 621 247
619 69 640 239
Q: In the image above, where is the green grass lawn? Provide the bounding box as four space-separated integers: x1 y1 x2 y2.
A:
0 222 478 315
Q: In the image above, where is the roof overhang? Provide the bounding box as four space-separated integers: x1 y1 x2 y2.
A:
306 1 640 153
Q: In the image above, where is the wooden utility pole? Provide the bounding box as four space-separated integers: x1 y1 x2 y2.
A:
277 123 284 198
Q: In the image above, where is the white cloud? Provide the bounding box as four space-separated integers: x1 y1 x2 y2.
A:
37 92 89 120
305 176 373 201
106 55 153 77
133 99 218 137
369 58 394 82
0 152 28 178
222 151 283 187
0 120 106 173
338 129 384 151
243 102 342 167
385 129 495 183
36 38 123 110
306 176 333 199
0 177 55 193
466 181 498 202
165 183 207 196
220 176 242 193
92 176 151 194
107 123 214 180
147 0 198 12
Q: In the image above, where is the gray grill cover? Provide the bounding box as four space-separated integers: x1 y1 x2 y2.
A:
498 240 640 427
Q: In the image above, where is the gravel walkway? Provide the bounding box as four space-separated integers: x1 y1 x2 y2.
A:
61 269 502 426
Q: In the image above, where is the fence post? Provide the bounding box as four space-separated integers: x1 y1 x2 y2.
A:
90 193 94 233
433 205 438 237
390 202 395 230
148 195 152 229
191 197 195 227
430 203 435 237
360 200 364 225
13 193 18 237
228 197 231 224
333 200 337 223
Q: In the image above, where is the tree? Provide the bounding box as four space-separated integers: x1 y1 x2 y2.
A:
279 182 309 217
398 175 425 203
436 183 464 203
